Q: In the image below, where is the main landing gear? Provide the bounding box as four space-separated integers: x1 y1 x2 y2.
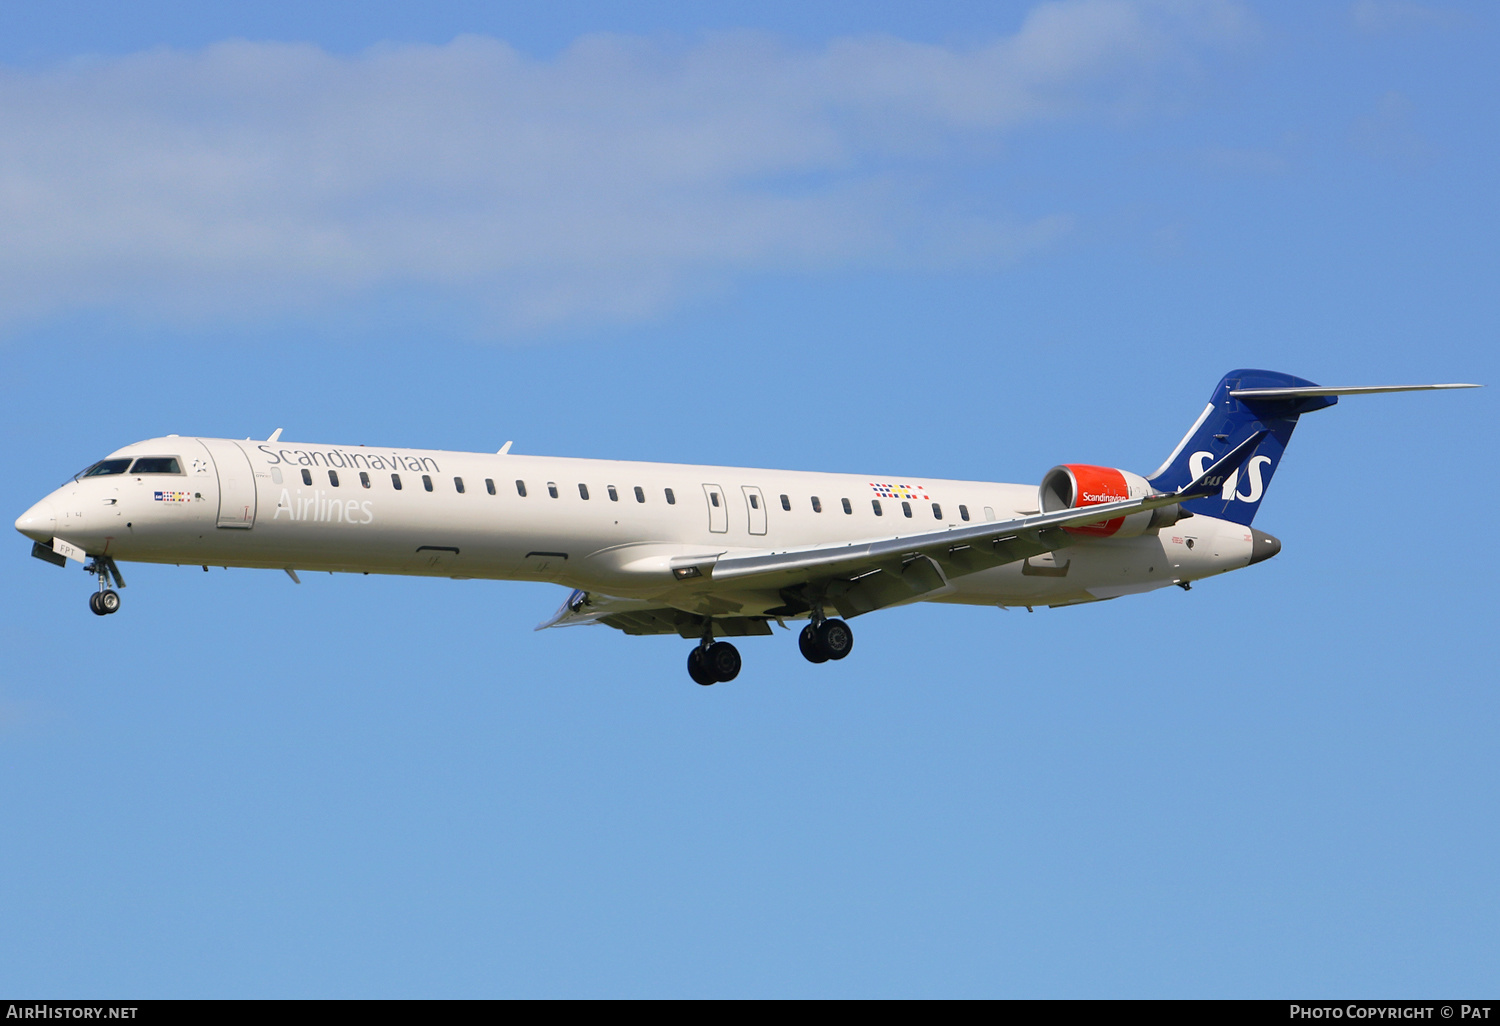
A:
84 556 125 616
688 640 741 686
684 610 854 684
798 614 853 664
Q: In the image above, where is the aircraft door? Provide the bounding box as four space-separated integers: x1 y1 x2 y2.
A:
742 486 767 535
198 438 258 529
703 484 728 533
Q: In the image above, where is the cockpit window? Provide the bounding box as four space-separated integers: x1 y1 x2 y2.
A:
129 457 182 475
81 459 132 478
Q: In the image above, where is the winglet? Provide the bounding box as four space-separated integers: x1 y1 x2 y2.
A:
268 428 283 442
537 588 597 630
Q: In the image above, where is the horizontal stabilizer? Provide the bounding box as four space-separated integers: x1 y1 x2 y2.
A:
1229 383 1480 399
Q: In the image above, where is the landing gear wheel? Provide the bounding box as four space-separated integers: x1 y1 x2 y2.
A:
88 592 105 616
703 642 741 683
687 647 716 686
98 589 120 615
687 642 741 684
799 624 829 664
815 618 853 660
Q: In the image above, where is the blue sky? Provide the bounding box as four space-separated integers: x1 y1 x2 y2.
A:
0 0 1495 997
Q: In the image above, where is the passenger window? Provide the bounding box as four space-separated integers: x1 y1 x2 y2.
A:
547 482 558 498
749 494 760 510
841 498 852 515
516 480 527 497
665 488 676 505
710 492 720 507
811 496 822 513
959 504 970 521
454 477 465 493
422 474 433 492
579 483 590 500
301 469 313 485
328 470 340 487
485 479 496 495
780 494 791 511
82 459 132 477
392 474 403 490
270 466 283 484
872 499 883 516
128 457 182 475
360 472 371 488
902 501 912 518
932 503 941 519
608 486 619 501
634 486 645 503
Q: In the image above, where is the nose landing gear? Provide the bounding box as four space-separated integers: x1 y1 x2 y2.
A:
89 590 120 616
84 556 125 616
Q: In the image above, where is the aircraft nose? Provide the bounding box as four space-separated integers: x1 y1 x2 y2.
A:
15 498 56 542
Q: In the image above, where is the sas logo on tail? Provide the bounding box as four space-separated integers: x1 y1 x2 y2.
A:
1189 452 1271 502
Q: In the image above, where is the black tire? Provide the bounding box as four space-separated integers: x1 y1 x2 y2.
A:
704 641 741 682
99 590 121 615
88 592 106 616
799 624 829 664
816 618 853 660
687 647 716 686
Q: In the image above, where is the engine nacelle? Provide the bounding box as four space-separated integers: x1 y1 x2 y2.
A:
1038 464 1187 538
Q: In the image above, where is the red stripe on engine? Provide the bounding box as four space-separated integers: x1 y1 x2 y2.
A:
1063 464 1128 537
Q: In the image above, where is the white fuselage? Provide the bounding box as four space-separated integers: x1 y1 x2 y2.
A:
16 436 1257 614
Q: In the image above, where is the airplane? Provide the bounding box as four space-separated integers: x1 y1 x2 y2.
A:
13 370 1479 685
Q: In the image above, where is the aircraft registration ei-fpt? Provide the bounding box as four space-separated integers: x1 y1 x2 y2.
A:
14 370 1479 685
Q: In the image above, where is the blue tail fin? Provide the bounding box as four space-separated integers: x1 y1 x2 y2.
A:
1147 370 1337 526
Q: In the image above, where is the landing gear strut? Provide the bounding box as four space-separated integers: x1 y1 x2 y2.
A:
84 556 124 616
798 607 853 663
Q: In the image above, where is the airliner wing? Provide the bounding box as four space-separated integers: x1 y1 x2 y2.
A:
697 494 1140 618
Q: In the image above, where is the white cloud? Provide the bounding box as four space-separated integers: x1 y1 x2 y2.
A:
0 0 1252 334
1351 90 1433 170
1350 1 1463 34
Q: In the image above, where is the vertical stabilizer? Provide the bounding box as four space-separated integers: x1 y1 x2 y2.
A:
1147 370 1336 526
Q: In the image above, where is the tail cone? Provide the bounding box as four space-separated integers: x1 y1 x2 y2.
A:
1249 529 1281 565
